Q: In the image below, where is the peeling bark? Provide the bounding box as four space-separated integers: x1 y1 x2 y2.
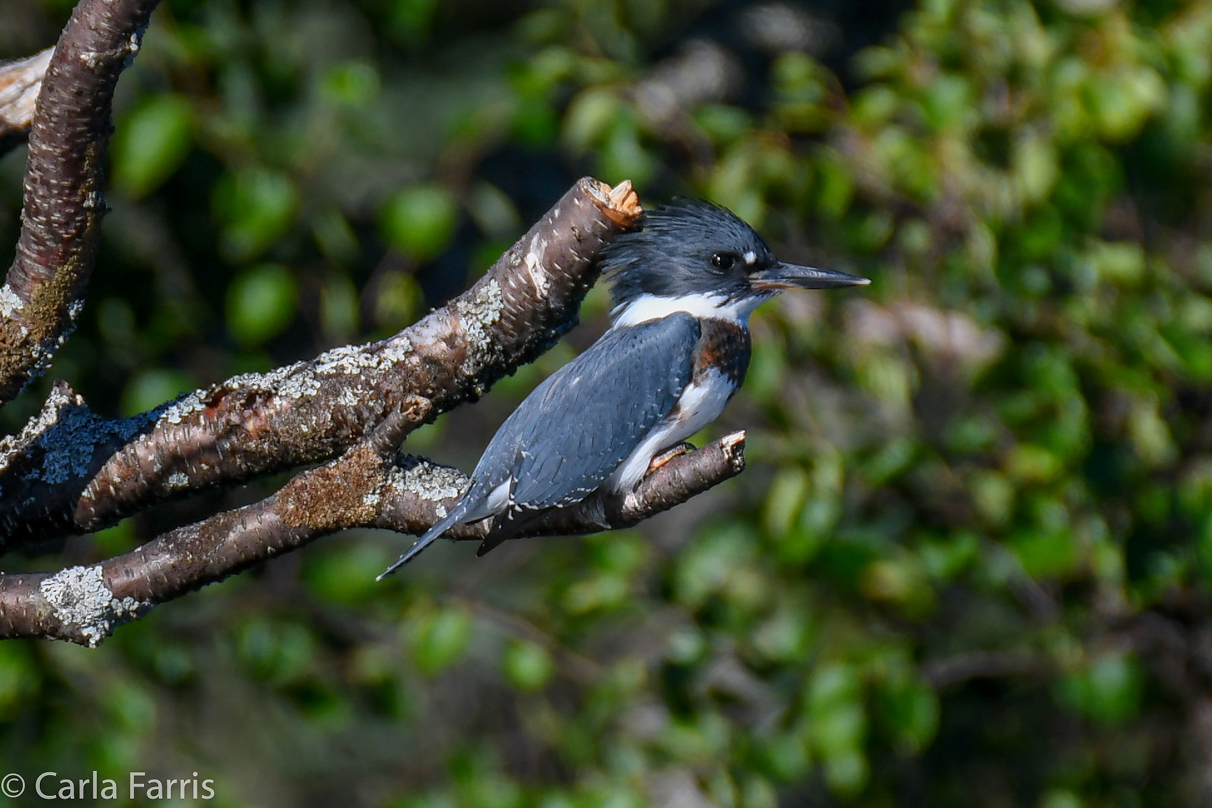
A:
0 48 51 157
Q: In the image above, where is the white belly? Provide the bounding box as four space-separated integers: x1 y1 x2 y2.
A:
607 368 737 492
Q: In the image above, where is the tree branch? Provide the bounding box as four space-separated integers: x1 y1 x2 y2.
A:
0 177 642 553
0 422 746 645
0 2 750 647
0 0 161 406
0 48 51 158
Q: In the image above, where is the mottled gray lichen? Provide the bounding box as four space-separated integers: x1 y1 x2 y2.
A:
155 390 205 426
395 461 468 502
30 319 78 379
39 566 150 648
314 337 412 379
276 368 322 400
0 285 26 331
38 408 101 485
0 384 110 485
225 361 304 393
0 382 73 473
391 461 469 520
454 278 505 375
378 337 413 364
315 345 377 375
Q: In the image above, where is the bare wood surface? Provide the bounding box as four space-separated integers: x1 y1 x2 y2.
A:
0 48 51 156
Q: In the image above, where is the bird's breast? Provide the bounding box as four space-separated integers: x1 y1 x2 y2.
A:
605 320 750 494
692 319 751 389
668 319 751 435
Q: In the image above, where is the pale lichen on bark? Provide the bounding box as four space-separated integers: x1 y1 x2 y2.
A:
0 155 749 645
38 565 150 647
455 278 506 377
0 178 643 550
0 3 679 649
0 0 161 404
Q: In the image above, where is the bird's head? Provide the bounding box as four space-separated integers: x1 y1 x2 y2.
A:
601 200 869 325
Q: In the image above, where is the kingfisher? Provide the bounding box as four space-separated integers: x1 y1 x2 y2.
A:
379 200 868 577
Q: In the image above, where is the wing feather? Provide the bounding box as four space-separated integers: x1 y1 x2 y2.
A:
468 313 701 513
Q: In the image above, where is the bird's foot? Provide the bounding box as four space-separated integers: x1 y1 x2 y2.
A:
647 442 695 475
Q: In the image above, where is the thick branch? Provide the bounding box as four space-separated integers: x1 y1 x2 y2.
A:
0 425 746 645
0 0 161 406
0 48 51 158
0 178 642 552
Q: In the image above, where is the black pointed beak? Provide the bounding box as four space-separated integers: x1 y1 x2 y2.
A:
750 262 871 291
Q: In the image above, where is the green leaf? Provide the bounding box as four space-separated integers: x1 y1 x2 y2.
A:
380 184 460 260
226 264 298 346
320 60 380 106
112 95 194 198
563 88 623 152
880 679 939 754
410 606 473 676
805 663 866 751
859 555 936 618
1009 527 1076 580
122 369 195 417
1055 652 1143 726
388 0 441 43
1039 791 1083 808
236 618 317 685
503 640 554 691
303 542 394 604
320 275 360 342
920 73 972 131
213 169 300 261
1013 129 1058 204
0 644 37 720
821 749 869 797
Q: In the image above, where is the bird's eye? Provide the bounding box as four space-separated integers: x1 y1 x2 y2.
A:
711 252 735 271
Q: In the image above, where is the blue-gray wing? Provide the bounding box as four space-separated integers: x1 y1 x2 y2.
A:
469 312 701 512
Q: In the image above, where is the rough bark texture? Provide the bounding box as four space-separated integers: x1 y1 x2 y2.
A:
0 0 160 406
0 178 642 551
0 427 746 645
0 171 749 645
0 0 751 647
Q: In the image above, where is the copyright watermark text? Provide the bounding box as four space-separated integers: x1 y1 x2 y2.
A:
0 771 215 801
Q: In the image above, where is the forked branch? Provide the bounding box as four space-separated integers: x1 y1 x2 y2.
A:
0 0 750 646
0 422 745 645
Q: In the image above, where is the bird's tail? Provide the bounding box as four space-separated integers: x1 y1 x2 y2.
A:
474 510 538 557
377 504 469 580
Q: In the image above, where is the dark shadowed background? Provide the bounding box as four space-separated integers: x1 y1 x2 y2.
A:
2 0 1210 805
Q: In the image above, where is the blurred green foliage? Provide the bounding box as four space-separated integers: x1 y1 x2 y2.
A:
4 0 1212 805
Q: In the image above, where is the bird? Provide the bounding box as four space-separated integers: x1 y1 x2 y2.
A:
378 199 869 578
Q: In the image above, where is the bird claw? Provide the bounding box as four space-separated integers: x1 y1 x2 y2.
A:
647 442 695 475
